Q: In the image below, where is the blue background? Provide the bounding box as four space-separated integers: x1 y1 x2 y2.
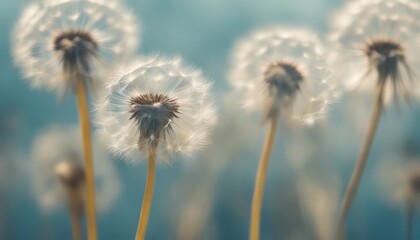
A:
2 0 420 239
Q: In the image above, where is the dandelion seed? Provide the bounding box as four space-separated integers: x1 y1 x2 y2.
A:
329 0 420 238
95 56 217 239
228 26 335 240
329 0 420 103
13 1 139 237
95 56 217 163
229 26 335 125
31 126 121 238
12 0 139 95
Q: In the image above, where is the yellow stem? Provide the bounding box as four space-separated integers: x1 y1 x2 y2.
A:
337 83 385 240
136 148 157 240
250 117 279 240
76 79 97 240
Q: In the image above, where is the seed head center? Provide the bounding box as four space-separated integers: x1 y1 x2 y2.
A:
264 61 304 97
53 30 98 72
129 93 180 143
365 39 404 80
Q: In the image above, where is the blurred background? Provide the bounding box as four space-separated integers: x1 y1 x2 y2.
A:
2 0 420 239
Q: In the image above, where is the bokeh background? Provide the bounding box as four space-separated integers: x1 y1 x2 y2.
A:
1 0 420 239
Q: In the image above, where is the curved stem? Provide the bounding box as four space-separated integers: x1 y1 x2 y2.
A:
250 117 279 240
337 83 385 240
76 79 97 240
136 148 157 240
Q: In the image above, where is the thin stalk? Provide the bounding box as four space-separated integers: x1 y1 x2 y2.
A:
250 117 279 240
67 188 84 240
406 200 415 240
337 82 385 239
136 148 157 240
76 78 97 240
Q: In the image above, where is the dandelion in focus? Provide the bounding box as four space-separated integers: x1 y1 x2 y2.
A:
31 126 121 240
95 56 217 239
12 0 139 238
228 26 334 240
328 0 420 237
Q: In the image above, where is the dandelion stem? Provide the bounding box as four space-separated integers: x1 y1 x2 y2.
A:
66 188 83 240
136 148 157 240
406 200 415 240
76 78 97 240
250 117 279 240
337 82 385 239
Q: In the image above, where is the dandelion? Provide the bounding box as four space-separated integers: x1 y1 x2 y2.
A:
13 0 139 238
228 26 334 240
328 0 420 237
376 158 420 240
95 56 217 239
13 0 138 95
31 126 121 240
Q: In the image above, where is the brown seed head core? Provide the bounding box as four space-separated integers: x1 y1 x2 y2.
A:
264 61 304 98
53 29 98 74
365 39 405 82
129 93 180 146
55 161 85 189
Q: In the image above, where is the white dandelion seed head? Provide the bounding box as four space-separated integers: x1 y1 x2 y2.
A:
30 126 121 213
12 0 139 96
376 158 420 207
329 0 420 103
95 56 217 164
228 26 336 125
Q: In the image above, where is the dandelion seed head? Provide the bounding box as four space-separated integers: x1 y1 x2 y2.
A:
228 26 335 125
329 0 420 103
129 93 180 150
13 0 139 95
95 56 217 164
31 126 121 213
55 160 85 189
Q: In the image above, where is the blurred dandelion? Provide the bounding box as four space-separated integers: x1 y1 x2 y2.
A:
376 158 420 240
328 0 420 237
13 0 139 238
31 126 121 240
12 0 139 95
95 56 217 239
228 26 335 240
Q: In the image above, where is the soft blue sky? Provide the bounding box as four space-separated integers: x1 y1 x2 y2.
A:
2 0 420 239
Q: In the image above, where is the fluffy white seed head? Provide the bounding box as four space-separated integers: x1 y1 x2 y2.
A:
329 0 420 103
228 26 335 125
95 56 217 164
31 126 121 213
12 0 139 96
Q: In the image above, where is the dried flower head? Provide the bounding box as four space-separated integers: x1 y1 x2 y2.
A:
228 27 335 125
329 0 420 103
31 126 121 213
95 56 217 163
55 160 85 189
12 0 139 96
